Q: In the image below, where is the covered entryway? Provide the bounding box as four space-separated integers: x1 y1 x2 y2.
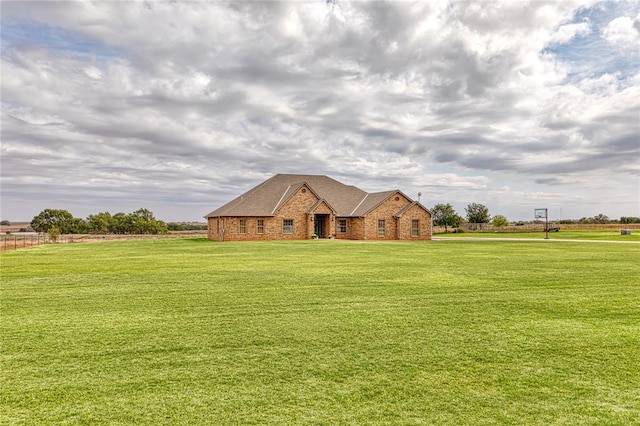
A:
314 214 330 238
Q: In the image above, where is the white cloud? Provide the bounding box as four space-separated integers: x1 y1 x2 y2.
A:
550 22 592 44
1 0 638 221
602 14 640 47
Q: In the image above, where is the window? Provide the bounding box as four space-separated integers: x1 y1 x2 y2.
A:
257 219 264 234
283 219 294 234
412 219 420 237
377 220 385 237
337 219 347 234
239 218 246 234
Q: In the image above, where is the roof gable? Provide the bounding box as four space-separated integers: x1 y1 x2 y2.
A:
350 190 398 216
272 183 314 215
307 198 337 215
394 201 432 218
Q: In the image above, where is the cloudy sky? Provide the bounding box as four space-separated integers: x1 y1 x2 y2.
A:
1 0 639 222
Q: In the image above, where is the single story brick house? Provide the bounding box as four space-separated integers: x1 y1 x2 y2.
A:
205 174 432 241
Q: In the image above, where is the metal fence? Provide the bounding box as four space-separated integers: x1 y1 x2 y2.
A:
1 231 208 251
1 233 58 251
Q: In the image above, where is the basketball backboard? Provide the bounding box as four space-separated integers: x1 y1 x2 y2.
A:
534 208 547 219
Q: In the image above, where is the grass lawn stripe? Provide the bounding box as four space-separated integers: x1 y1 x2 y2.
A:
1 239 639 424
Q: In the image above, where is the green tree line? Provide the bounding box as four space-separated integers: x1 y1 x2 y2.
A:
430 202 494 232
30 208 168 235
559 215 640 225
430 202 640 232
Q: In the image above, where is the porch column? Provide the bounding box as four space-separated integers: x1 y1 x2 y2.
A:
329 214 334 238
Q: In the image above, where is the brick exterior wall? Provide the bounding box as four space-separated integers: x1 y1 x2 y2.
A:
342 217 364 240
276 186 319 240
313 202 333 215
396 204 432 240
363 193 409 240
209 185 321 241
208 216 275 242
207 189 432 242
360 193 432 240
334 217 362 240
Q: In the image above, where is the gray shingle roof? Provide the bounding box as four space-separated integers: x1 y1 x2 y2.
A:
350 191 397 216
205 174 404 218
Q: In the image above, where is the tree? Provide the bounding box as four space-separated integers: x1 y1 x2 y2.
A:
109 212 133 234
73 218 89 234
431 203 464 232
465 203 491 229
104 209 167 234
32 207 167 235
87 212 113 233
31 209 76 234
592 213 610 224
620 216 640 224
492 215 508 228
129 208 168 234
0 220 10 226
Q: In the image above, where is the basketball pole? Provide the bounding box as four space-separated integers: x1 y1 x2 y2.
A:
535 208 549 239
545 213 549 240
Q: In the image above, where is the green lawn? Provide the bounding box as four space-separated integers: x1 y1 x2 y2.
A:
436 229 640 242
2 239 639 425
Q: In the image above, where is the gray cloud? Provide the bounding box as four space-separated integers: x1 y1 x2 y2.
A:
1 0 638 221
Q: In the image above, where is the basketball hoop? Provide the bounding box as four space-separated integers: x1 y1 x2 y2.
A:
534 208 549 239
534 208 547 219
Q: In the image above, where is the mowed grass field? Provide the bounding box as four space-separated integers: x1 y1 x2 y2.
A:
1 239 639 425
436 229 640 242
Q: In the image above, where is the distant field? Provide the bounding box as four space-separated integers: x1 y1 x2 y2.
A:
2 239 639 424
436 229 640 242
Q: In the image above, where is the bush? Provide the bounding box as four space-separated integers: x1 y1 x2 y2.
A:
492 215 508 228
48 227 60 243
167 222 208 231
620 216 640 224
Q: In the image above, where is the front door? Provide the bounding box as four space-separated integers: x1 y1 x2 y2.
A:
314 216 324 237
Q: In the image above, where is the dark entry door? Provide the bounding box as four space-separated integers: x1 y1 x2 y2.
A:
314 216 324 237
